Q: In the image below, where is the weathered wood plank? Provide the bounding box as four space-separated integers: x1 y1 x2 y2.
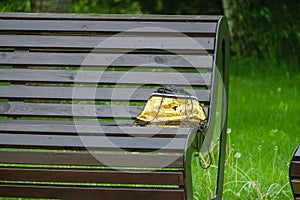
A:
0 184 185 200
0 133 186 152
0 167 184 185
0 35 215 51
0 85 210 103
0 52 213 69
0 121 191 138
0 102 209 119
0 150 183 168
0 19 216 34
0 69 211 86
0 102 142 119
0 12 220 21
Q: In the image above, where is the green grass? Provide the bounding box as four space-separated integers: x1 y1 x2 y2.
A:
193 57 299 199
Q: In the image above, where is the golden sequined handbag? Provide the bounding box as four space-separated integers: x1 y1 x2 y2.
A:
135 87 206 128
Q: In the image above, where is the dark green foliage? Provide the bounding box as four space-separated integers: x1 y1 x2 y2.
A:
0 0 299 69
226 0 300 69
0 0 30 12
71 0 142 14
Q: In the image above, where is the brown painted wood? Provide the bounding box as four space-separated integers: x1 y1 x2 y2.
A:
292 179 300 194
0 133 186 152
0 150 183 168
0 85 210 103
0 122 191 138
0 52 213 69
0 167 184 185
0 102 209 119
0 35 215 51
291 161 300 177
0 184 185 200
0 68 211 86
0 19 217 34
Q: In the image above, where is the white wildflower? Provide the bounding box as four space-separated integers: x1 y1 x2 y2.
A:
234 152 241 159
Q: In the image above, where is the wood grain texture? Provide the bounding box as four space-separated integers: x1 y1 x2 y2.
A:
0 19 216 34
0 85 210 103
0 102 209 119
0 184 185 200
0 133 186 152
0 12 220 21
0 35 215 51
0 121 191 138
0 68 211 86
0 52 213 69
0 150 183 168
0 167 184 185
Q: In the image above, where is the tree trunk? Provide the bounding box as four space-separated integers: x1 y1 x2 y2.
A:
30 0 70 13
221 0 234 37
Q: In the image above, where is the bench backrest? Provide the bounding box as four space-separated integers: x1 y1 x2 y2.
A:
0 13 229 200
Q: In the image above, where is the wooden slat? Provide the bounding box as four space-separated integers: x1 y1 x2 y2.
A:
291 161 300 177
0 12 220 21
0 150 183 168
0 102 142 119
0 52 213 69
0 167 184 185
292 179 300 194
0 35 215 51
0 68 211 86
0 102 209 119
0 184 185 200
0 133 186 152
0 85 210 103
0 19 216 34
0 119 131 127
0 122 191 138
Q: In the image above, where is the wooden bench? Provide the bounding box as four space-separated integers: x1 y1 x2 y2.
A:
0 13 229 200
290 144 300 199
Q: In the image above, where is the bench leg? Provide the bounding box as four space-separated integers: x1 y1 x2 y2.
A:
184 146 194 200
212 126 227 200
